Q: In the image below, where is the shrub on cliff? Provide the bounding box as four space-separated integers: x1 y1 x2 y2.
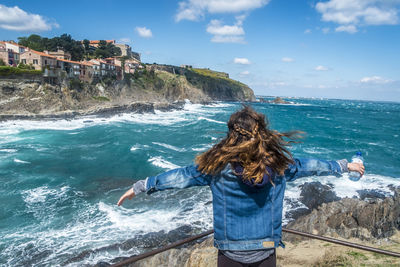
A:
0 66 42 76
69 78 84 91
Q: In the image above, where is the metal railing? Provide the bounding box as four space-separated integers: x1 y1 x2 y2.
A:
110 228 400 267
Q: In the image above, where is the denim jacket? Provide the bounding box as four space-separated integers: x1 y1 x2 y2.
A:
144 158 346 251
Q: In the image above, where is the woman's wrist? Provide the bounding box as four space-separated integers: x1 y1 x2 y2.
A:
336 159 349 172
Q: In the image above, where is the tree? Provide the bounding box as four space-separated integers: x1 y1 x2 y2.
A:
18 34 44 51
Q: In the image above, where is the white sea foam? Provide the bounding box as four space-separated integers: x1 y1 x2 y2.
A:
303 147 332 155
0 148 17 153
148 156 180 170
21 186 71 204
197 116 225 124
13 158 30 164
191 144 212 152
286 173 400 200
0 101 231 133
152 142 185 152
130 144 149 151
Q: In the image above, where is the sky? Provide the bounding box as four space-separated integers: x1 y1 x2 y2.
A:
0 0 399 101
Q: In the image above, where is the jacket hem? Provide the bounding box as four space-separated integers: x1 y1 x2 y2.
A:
214 238 283 250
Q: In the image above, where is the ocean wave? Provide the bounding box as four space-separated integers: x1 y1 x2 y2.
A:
191 144 212 152
286 173 400 200
0 148 17 153
13 158 30 164
197 116 225 124
130 144 149 151
152 142 185 152
21 186 71 204
148 156 180 170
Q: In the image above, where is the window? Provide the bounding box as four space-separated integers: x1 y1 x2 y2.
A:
21 59 26 64
33 59 38 64
45 60 47 65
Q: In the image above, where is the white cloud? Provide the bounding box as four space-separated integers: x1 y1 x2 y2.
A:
360 76 392 84
207 19 245 35
234 57 251 64
118 38 131 43
315 65 329 71
304 29 312 34
281 57 294 62
240 70 250 75
175 0 270 21
212 35 245 43
207 17 246 43
135 26 153 38
335 24 358 33
315 0 399 34
0 4 58 31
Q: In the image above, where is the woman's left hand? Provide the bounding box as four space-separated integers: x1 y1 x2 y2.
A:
347 162 365 177
117 188 135 206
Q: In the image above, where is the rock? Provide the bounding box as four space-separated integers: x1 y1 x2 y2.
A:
299 182 340 210
271 97 291 104
284 189 400 242
357 189 386 200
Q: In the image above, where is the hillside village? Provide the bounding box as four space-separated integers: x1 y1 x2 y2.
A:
0 39 142 83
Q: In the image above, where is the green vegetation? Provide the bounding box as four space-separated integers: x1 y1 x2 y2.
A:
17 34 121 61
347 251 368 260
17 63 35 70
69 78 84 90
183 67 254 100
189 68 249 90
0 59 5 66
0 66 42 76
92 96 110 101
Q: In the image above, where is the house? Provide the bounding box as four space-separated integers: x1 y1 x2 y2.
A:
87 40 115 48
1 41 26 54
45 49 71 60
0 43 18 66
20 49 58 76
57 58 81 78
0 41 24 66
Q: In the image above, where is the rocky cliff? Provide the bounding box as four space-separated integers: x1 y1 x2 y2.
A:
0 65 255 119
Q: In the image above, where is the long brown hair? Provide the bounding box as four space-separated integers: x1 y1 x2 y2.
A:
195 105 302 184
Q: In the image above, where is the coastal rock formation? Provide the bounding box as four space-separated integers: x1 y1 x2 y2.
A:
285 189 400 242
0 65 255 119
299 182 341 210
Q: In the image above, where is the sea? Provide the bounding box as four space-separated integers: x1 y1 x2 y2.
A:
1 98 399 266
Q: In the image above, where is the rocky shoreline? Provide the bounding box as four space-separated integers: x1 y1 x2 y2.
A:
0 101 188 121
0 64 256 121
90 184 400 267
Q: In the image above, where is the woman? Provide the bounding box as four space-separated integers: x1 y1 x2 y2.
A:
117 106 364 267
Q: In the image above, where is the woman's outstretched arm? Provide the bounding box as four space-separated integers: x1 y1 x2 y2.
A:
284 158 365 181
117 165 211 206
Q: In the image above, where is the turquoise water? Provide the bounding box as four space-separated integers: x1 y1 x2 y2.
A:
0 99 399 266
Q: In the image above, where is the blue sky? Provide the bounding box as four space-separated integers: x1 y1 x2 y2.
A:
1 0 399 101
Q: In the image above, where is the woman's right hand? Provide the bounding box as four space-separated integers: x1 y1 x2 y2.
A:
347 162 365 176
117 188 135 206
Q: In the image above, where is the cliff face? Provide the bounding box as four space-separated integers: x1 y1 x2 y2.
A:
0 65 255 117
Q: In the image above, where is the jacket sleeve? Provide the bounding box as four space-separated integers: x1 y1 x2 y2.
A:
284 158 346 182
145 165 212 194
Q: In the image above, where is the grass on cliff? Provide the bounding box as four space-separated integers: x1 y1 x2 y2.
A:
190 68 248 88
0 66 42 76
